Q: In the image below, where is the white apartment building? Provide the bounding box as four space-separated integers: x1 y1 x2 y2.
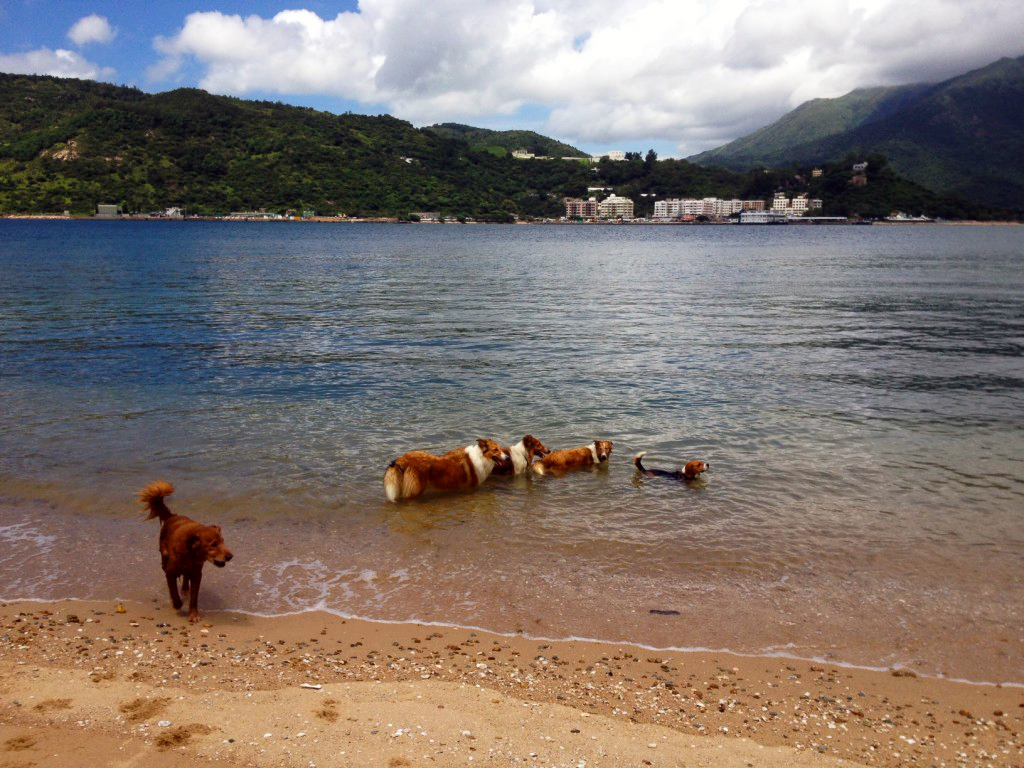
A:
598 194 634 219
653 198 765 220
590 150 626 162
771 192 823 215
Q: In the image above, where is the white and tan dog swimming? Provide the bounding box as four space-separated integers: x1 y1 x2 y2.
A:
531 440 613 476
492 434 551 476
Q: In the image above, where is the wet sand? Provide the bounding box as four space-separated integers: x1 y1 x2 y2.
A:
1 599 1020 767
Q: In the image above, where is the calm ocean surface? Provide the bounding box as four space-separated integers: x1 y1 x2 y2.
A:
1 220 1022 682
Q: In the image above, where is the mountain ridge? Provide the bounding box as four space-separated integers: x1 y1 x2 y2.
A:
423 123 588 158
688 55 1024 209
0 71 1009 220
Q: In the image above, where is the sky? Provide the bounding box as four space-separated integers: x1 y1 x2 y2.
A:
1 1 1022 159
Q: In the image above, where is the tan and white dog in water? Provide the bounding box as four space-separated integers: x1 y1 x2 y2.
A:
140 481 233 623
383 438 508 501
491 434 551 476
531 440 613 476
633 451 709 482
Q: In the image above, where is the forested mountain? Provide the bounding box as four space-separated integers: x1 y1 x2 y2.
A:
0 72 1009 219
423 123 588 158
688 56 1024 209
0 74 599 218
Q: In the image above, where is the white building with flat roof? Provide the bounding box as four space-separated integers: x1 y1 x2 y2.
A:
599 194 634 220
771 193 823 216
740 210 790 224
653 198 765 220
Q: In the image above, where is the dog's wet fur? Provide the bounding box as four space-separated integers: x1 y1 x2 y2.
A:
633 452 709 482
140 481 233 623
383 438 509 501
531 440 613 475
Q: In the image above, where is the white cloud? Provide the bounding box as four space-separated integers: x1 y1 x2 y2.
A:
0 48 115 80
67 14 117 46
149 0 1024 156
153 10 380 101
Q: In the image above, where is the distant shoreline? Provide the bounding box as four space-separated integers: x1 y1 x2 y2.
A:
2 214 1021 226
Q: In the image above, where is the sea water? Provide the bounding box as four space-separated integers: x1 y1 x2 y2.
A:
1 220 1022 682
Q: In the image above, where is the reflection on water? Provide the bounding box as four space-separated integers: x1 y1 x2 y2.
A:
1 221 1022 681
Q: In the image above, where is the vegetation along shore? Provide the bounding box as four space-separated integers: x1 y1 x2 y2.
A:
2 72 1020 223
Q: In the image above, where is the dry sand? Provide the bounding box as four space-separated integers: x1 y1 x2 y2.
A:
1 599 1020 767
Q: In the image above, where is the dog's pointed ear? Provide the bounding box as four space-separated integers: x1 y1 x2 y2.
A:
211 525 222 533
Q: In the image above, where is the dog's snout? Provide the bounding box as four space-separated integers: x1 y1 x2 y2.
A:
213 550 233 567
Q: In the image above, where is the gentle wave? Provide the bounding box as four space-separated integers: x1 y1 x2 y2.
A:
1 220 1023 682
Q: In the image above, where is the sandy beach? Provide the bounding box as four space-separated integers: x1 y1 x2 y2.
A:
1 600 1020 767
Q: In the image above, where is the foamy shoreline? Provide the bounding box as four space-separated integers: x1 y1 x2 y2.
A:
199 605 1024 690
3 494 1022 688
2 598 1021 767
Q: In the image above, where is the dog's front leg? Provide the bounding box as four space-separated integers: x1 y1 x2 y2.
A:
187 570 202 623
166 572 183 610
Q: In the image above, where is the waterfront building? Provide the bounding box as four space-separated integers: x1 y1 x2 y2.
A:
564 197 600 219
740 211 790 224
653 198 765 220
598 194 634 220
770 193 824 216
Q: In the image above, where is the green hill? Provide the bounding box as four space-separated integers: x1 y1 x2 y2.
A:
423 123 588 158
689 56 1024 209
0 72 1007 220
688 83 930 168
0 74 595 218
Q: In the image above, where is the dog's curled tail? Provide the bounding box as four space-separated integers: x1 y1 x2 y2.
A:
633 451 648 471
383 461 402 502
140 481 175 521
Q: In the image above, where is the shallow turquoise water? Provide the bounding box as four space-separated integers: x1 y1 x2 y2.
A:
2 220 1022 681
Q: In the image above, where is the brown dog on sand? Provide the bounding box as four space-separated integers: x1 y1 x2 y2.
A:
531 440 613 475
140 481 233 623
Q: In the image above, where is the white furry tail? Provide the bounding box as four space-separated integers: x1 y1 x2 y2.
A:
383 463 402 502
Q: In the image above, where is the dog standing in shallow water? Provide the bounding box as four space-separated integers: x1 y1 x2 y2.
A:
383 438 508 501
633 452 709 482
531 440 613 475
491 435 551 476
140 481 233 623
